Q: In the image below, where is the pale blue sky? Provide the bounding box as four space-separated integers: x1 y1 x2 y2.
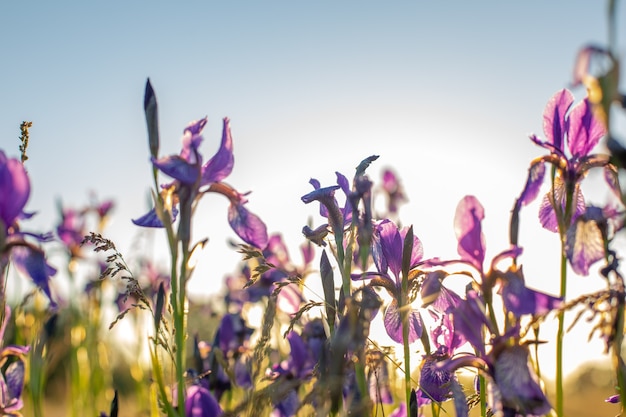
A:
1 1 623 376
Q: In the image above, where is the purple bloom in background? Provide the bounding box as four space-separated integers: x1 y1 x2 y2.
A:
380 168 407 216
133 118 268 248
269 319 327 416
56 206 85 258
0 307 29 416
185 384 223 417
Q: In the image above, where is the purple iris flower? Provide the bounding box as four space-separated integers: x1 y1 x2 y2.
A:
352 219 424 344
0 150 29 234
133 118 268 249
269 319 327 416
427 196 561 319
56 206 85 258
0 150 56 305
565 204 622 276
380 168 407 216
196 313 254 400
515 89 619 273
0 307 30 416
242 234 307 313
442 290 552 416
185 383 223 417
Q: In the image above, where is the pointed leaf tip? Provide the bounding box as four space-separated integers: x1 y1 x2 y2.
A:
144 78 160 158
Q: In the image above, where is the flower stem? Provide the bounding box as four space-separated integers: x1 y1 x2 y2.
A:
556 251 567 417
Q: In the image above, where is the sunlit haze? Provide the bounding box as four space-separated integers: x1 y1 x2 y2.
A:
1 1 623 381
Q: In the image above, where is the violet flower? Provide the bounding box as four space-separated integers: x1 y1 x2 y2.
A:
196 313 254 400
380 168 407 216
0 151 29 235
301 172 353 248
0 150 56 305
442 289 553 416
0 307 30 416
185 383 223 417
352 219 424 344
427 195 561 319
514 89 620 274
269 319 327 416
133 118 268 249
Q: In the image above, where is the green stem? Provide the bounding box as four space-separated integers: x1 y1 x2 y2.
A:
479 374 487 417
556 252 567 417
401 273 411 409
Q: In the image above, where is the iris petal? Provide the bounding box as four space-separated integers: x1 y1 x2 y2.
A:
383 299 422 344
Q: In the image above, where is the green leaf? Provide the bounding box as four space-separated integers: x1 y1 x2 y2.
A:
320 250 337 332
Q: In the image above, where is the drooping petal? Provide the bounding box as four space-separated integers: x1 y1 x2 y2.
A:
4 361 25 405
493 346 552 416
517 159 546 207
430 309 466 354
500 270 562 316
185 384 223 417
538 175 585 233
285 331 310 378
383 299 422 344
132 206 179 228
567 98 606 159
10 246 56 305
450 290 490 356
228 202 268 249
152 155 199 185
377 220 403 281
418 350 454 403
565 207 607 276
543 89 574 152
0 151 30 230
201 118 235 185
454 196 485 271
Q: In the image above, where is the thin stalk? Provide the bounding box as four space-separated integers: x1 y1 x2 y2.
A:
555 253 567 417
555 173 574 417
479 375 487 417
